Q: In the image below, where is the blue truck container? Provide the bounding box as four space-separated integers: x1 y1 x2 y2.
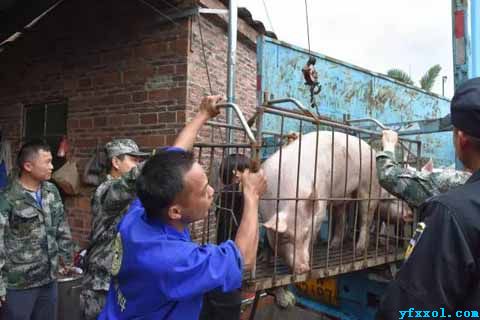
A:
257 36 454 167
255 36 456 319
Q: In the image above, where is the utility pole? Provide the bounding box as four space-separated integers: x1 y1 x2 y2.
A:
442 75 447 96
226 0 237 144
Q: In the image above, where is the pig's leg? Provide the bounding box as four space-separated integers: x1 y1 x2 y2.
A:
355 196 377 254
290 198 327 274
330 205 347 250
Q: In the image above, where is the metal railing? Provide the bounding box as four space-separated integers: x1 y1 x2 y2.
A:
191 99 420 291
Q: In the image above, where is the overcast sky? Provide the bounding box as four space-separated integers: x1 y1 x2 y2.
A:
237 0 454 97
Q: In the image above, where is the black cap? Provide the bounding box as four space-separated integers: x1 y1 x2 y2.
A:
451 77 480 138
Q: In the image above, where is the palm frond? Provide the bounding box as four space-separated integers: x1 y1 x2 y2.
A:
386 69 414 85
420 64 442 92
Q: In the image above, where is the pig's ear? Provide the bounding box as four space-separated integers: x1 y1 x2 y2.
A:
421 159 434 173
263 215 287 233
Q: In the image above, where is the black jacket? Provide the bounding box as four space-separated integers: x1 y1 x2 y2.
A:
377 170 480 319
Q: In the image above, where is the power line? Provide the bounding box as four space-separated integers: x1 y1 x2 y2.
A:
197 14 214 95
137 0 179 27
157 0 184 14
262 0 275 35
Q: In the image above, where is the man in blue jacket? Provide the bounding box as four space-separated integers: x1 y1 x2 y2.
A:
99 146 266 319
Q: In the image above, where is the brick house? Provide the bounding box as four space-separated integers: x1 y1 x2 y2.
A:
0 0 274 247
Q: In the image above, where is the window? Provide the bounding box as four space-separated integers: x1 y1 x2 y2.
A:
24 102 68 171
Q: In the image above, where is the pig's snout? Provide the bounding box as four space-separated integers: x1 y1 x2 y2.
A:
402 207 413 223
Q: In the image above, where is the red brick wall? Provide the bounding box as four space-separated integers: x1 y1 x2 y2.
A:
188 0 258 123
0 0 260 247
187 0 259 163
186 0 259 242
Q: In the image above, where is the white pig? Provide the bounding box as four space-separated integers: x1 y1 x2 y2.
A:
377 188 413 224
260 131 381 273
330 188 413 248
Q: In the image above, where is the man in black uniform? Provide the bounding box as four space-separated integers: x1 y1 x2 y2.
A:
377 77 480 319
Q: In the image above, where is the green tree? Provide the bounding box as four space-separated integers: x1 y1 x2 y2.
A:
386 64 442 93
386 69 414 85
419 65 442 92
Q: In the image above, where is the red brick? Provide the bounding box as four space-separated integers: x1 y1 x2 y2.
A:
123 70 141 83
114 94 131 104
133 136 150 146
123 66 155 83
168 87 186 99
79 118 93 129
175 64 187 75
166 135 176 145
148 135 166 146
158 112 176 123
176 111 186 123
68 119 79 129
98 95 115 106
94 117 107 127
140 113 157 124
133 91 147 102
109 115 123 126
134 42 169 60
157 65 175 75
123 114 139 125
76 138 96 148
70 99 88 110
78 78 92 88
148 89 169 101
93 72 121 87
63 78 77 91
133 136 150 149
174 38 188 55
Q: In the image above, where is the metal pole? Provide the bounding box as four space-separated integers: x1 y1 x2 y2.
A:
226 0 237 144
451 0 470 88
442 76 447 96
471 0 480 77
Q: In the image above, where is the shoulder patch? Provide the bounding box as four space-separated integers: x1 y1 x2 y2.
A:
404 222 426 260
111 232 123 276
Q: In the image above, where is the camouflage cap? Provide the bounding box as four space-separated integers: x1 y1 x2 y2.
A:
105 139 150 159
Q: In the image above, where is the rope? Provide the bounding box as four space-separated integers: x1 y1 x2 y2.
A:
304 0 312 54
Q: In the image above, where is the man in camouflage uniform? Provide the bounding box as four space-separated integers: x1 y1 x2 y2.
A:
0 140 73 320
80 95 222 320
376 129 471 208
79 139 148 320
